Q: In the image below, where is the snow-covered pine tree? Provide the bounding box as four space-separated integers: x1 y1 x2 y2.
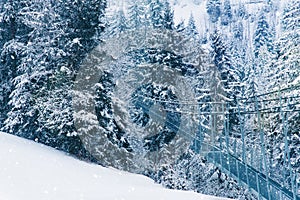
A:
0 0 23 128
230 20 246 98
2 0 106 158
206 0 221 24
221 0 233 26
185 14 198 40
275 0 300 87
210 31 241 133
176 19 185 33
232 21 244 41
1 0 35 137
36 0 107 156
236 3 248 20
106 9 128 37
149 0 165 29
267 0 300 177
0 1 13 127
163 0 174 30
127 0 146 29
263 0 299 95
252 9 276 95
253 12 273 58
211 31 240 100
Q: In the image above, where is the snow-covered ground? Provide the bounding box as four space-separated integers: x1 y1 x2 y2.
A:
0 132 232 200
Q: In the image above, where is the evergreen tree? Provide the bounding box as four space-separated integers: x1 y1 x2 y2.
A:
268 1 300 173
232 21 243 40
1 0 107 158
106 9 128 37
211 32 235 93
230 22 246 95
0 0 34 135
236 3 248 20
132 0 174 30
149 0 165 28
185 14 198 39
281 0 300 32
253 11 276 94
206 0 221 24
221 0 233 26
176 19 185 33
127 0 146 29
38 0 106 154
163 0 174 30
210 31 241 131
253 13 273 58
273 0 300 87
264 0 274 13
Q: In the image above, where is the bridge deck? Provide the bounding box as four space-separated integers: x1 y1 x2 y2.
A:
206 149 300 200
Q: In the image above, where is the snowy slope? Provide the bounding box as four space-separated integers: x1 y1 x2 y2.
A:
0 132 232 200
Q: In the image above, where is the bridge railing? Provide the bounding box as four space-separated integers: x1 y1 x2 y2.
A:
133 83 300 199
195 84 300 200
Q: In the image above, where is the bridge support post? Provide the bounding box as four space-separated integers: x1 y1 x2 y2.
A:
209 103 216 165
256 172 262 200
238 100 246 163
225 103 231 175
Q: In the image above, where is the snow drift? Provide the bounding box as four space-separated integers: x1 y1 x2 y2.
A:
0 132 231 200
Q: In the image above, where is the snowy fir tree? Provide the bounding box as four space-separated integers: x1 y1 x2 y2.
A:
175 19 185 33
236 3 248 20
127 0 146 29
106 9 128 37
163 0 174 30
206 0 221 24
232 21 244 41
210 31 241 132
0 0 35 137
275 0 300 87
185 14 199 39
210 31 241 100
1 0 106 158
266 0 300 180
253 12 273 58
149 0 165 29
221 0 233 26
0 0 300 199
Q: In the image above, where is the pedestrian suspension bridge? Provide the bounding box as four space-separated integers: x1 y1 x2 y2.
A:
74 22 299 199
194 85 299 200
141 84 300 200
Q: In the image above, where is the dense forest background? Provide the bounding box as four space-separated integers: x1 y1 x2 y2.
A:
0 0 299 199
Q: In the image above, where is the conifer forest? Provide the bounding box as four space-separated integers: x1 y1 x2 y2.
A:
0 0 299 199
